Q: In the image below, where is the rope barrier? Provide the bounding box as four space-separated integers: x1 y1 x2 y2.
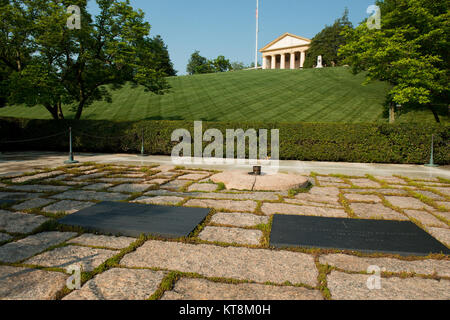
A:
0 130 69 144
75 130 139 140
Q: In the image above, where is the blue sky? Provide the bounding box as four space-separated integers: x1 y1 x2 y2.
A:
89 0 376 75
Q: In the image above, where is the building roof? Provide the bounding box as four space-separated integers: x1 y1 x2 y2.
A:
260 32 311 53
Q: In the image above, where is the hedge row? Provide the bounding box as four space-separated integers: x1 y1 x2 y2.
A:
0 117 449 165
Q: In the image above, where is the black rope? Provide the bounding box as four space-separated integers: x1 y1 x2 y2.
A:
0 130 69 144
75 130 139 140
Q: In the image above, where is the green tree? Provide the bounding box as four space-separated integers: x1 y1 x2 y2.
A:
147 35 177 76
186 51 212 75
211 55 231 72
230 61 245 71
1 0 169 120
304 8 353 68
339 0 449 123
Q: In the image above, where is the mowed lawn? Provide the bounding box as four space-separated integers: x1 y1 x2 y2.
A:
0 67 444 123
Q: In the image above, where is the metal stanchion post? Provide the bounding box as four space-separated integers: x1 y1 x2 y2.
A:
425 134 439 168
140 128 147 157
64 127 79 164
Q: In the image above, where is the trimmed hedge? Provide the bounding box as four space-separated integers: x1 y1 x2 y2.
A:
0 117 449 165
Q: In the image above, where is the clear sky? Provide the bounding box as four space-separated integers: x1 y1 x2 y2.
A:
89 0 376 75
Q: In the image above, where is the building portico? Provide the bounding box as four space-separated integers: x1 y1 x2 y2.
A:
260 33 311 70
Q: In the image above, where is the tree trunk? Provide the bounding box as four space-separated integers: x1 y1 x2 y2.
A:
428 104 440 123
57 101 64 119
74 100 85 120
44 104 59 120
389 103 395 124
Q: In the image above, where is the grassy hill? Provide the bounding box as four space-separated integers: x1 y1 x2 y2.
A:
0 67 446 123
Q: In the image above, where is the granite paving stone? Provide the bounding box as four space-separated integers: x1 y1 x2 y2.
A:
187 183 218 192
12 171 64 183
327 271 450 300
261 203 347 218
426 227 450 246
160 180 190 190
194 192 279 201
211 212 269 227
147 179 171 185
0 192 44 200
404 210 448 228
184 199 257 212
436 201 450 210
6 184 70 193
25 245 117 272
144 189 198 197
428 187 450 197
0 232 77 263
100 178 143 183
344 194 381 203
51 190 129 201
412 190 445 201
374 176 407 185
0 232 12 242
133 196 185 206
12 198 54 211
63 268 166 300
0 266 68 300
68 234 136 249
42 200 95 214
349 179 381 188
120 240 318 286
108 184 151 193
0 210 49 234
350 203 408 220
198 226 263 245
73 173 108 181
309 187 340 197
179 173 211 181
293 193 340 205
316 176 345 184
385 196 433 210
319 254 450 277
83 183 114 191
162 278 323 300
341 188 409 195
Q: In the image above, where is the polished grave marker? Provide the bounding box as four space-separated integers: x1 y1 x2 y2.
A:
270 215 450 256
58 201 211 238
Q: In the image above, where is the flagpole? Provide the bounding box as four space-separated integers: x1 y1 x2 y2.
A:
255 0 259 69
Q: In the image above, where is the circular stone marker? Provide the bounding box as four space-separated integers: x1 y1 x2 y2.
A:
210 171 309 191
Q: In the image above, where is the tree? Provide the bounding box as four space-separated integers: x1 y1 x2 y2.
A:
339 0 449 123
1 0 169 120
230 61 245 71
211 55 231 72
304 9 353 68
186 51 212 75
147 35 177 76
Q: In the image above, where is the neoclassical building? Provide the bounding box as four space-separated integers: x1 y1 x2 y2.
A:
260 33 311 70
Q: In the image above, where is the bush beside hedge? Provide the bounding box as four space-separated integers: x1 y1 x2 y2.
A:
0 117 448 165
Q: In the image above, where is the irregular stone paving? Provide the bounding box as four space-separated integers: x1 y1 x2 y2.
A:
12 171 64 183
188 183 218 192
63 268 166 300
0 266 68 300
42 200 95 214
160 180 190 190
342 188 409 195
426 227 450 246
261 203 347 218
73 173 108 181
162 278 323 300
195 192 279 201
134 196 185 206
327 271 450 300
121 241 318 286
374 176 407 185
320 254 450 277
385 196 433 210
184 199 257 212
51 190 129 202
403 210 448 228
12 198 54 211
211 212 269 227
108 184 151 193
199 226 263 245
286 198 341 208
179 173 211 181
436 201 449 210
0 192 44 200
309 187 340 196
6 185 70 193
0 210 49 234
25 245 117 272
68 234 136 250
83 183 114 191
349 179 381 188
412 190 445 201
0 232 76 263
0 232 12 242
344 194 381 203
350 203 408 220
144 189 198 197
294 193 340 205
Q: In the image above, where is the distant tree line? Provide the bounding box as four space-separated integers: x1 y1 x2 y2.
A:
186 51 256 75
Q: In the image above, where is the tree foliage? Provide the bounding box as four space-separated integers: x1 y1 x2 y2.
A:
304 9 353 68
0 0 171 119
186 51 231 74
339 0 449 122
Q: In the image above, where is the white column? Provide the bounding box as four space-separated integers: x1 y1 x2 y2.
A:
271 55 276 69
290 52 296 70
262 56 267 69
300 51 306 68
280 54 286 69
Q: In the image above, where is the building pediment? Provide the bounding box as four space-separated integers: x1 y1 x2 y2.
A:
260 33 311 52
